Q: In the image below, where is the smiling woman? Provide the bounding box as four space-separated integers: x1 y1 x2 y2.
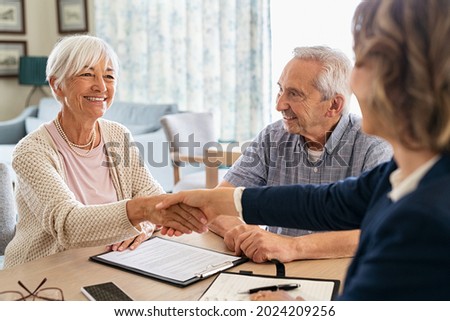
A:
3 35 207 269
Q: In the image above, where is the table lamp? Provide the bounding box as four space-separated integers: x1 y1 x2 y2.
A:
19 56 49 108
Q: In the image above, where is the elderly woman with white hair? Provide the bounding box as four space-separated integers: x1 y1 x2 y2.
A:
3 35 204 268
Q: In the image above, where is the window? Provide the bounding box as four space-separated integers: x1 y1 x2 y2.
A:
270 0 362 121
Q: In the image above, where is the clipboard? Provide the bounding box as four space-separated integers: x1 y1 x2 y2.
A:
89 236 248 287
199 271 340 301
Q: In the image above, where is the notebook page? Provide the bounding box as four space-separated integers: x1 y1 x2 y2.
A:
96 237 240 282
199 273 336 301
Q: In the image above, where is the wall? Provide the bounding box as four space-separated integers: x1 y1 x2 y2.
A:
0 0 95 121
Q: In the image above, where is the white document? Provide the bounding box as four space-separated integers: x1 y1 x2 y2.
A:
94 237 243 283
199 272 338 301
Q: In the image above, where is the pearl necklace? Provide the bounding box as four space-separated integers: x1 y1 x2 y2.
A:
54 116 97 157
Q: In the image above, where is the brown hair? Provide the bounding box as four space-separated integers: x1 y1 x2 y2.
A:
352 0 450 152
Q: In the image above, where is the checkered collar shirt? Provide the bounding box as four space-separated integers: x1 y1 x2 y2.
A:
223 113 393 236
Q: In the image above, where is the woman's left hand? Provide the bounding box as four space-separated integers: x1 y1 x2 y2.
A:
107 221 155 251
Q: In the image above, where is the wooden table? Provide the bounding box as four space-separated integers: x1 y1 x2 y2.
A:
0 232 351 301
178 142 243 188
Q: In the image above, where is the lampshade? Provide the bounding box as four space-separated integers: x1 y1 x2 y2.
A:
19 56 48 86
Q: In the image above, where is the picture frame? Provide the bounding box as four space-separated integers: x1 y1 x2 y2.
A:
0 0 25 34
56 0 88 34
0 40 27 77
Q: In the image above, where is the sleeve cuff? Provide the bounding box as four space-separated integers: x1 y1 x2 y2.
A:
233 186 245 220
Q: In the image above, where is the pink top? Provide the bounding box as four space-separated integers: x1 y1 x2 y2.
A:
45 121 118 205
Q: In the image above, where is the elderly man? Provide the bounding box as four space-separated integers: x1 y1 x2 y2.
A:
212 46 392 263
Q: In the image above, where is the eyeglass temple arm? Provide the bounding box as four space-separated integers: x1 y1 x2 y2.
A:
18 277 48 296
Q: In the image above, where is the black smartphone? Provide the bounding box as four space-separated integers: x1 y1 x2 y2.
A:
81 282 133 301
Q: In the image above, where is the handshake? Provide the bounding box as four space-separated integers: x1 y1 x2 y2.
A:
150 187 307 265
134 187 240 237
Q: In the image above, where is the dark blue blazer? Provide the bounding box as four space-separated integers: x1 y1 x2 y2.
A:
242 154 450 300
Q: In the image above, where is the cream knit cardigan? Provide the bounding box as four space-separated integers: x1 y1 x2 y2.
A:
4 119 164 268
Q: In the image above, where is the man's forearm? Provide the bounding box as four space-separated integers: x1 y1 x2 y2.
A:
294 230 360 260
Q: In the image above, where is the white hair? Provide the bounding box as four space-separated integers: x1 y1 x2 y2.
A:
46 34 120 98
293 46 352 113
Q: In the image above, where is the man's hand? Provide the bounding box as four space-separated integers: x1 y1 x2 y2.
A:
224 225 299 263
208 215 245 237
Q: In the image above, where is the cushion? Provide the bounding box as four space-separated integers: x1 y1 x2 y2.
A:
104 102 178 133
37 98 60 120
25 117 45 134
126 124 159 135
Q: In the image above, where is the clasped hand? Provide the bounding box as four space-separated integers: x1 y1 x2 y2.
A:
108 221 156 252
155 188 239 236
112 193 218 251
112 188 239 250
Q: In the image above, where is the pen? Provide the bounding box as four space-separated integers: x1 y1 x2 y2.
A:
239 283 300 294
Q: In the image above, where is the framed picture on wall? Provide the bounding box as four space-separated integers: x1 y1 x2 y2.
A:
56 0 88 34
0 40 27 77
0 0 25 34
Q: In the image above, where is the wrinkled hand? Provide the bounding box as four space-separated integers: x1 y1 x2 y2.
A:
158 202 209 235
224 225 299 263
127 194 208 235
160 203 207 237
251 290 304 301
208 215 245 237
108 221 155 251
155 188 238 223
161 212 246 237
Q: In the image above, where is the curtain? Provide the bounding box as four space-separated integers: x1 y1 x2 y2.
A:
94 0 272 141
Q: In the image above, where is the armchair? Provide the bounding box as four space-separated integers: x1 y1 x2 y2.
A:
160 112 229 192
0 163 16 269
0 106 38 145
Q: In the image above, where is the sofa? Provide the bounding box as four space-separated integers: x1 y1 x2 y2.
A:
0 98 181 192
0 162 15 269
